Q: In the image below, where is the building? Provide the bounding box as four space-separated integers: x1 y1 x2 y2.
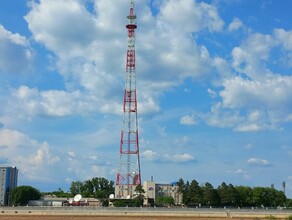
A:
0 166 18 206
143 181 183 206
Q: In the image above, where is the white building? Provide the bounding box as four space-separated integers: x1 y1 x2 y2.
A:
0 166 18 206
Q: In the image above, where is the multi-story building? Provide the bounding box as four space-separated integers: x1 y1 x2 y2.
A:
143 180 183 206
0 166 18 206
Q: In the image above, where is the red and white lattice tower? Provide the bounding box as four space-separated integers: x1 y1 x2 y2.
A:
115 0 141 199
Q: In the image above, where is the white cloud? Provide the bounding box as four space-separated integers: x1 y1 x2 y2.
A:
235 168 247 174
141 150 159 161
141 150 195 163
25 0 98 54
158 0 224 33
207 88 217 98
180 114 196 125
0 126 116 184
0 128 60 182
10 86 87 117
164 153 195 163
274 28 292 50
231 33 276 80
228 18 243 32
274 28 292 67
247 158 270 166
0 25 33 73
14 0 226 119
205 70 292 131
220 75 292 129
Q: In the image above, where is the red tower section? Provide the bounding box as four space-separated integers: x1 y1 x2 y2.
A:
115 0 141 199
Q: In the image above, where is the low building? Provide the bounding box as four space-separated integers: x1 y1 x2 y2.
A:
28 196 101 207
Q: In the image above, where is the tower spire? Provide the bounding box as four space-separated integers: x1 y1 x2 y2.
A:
115 0 141 199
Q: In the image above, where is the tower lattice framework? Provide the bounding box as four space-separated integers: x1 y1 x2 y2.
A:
115 0 141 199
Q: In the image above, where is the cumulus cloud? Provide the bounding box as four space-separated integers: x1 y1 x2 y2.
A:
141 150 159 161
0 25 33 73
218 75 292 130
13 0 226 119
0 128 60 182
228 18 243 32
141 150 195 163
180 114 196 125
247 158 270 166
205 28 292 131
9 86 87 117
158 0 224 32
274 29 292 50
231 33 276 80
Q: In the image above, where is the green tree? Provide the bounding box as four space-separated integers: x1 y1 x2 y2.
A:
189 179 203 206
218 182 239 206
235 186 253 207
11 186 41 206
286 199 292 208
156 196 174 207
182 181 191 205
70 181 84 195
48 188 72 198
132 184 145 207
177 178 185 194
91 177 114 199
201 182 220 206
253 187 272 207
83 180 94 197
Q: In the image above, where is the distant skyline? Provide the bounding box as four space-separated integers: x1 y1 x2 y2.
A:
0 0 291 198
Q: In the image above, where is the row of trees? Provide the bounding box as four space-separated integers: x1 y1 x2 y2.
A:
177 178 287 208
9 177 291 208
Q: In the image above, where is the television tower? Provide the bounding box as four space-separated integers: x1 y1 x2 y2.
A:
115 0 141 199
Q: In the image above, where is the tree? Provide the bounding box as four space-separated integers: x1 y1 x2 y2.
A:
177 178 185 194
201 182 220 206
83 180 94 197
218 182 239 206
188 179 203 206
91 177 114 199
70 181 84 195
182 180 191 205
11 186 41 206
286 199 292 208
156 196 174 207
235 186 253 207
257 187 286 207
47 188 72 198
132 184 145 207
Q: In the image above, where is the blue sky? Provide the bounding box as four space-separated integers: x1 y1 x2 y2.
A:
0 0 292 198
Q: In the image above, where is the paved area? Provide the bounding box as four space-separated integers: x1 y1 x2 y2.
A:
0 207 291 220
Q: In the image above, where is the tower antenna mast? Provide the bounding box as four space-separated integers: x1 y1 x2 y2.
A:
115 0 141 199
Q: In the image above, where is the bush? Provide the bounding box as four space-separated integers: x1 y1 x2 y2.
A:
113 199 134 207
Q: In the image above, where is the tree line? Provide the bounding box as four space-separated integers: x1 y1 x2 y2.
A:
177 178 289 208
9 177 292 208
